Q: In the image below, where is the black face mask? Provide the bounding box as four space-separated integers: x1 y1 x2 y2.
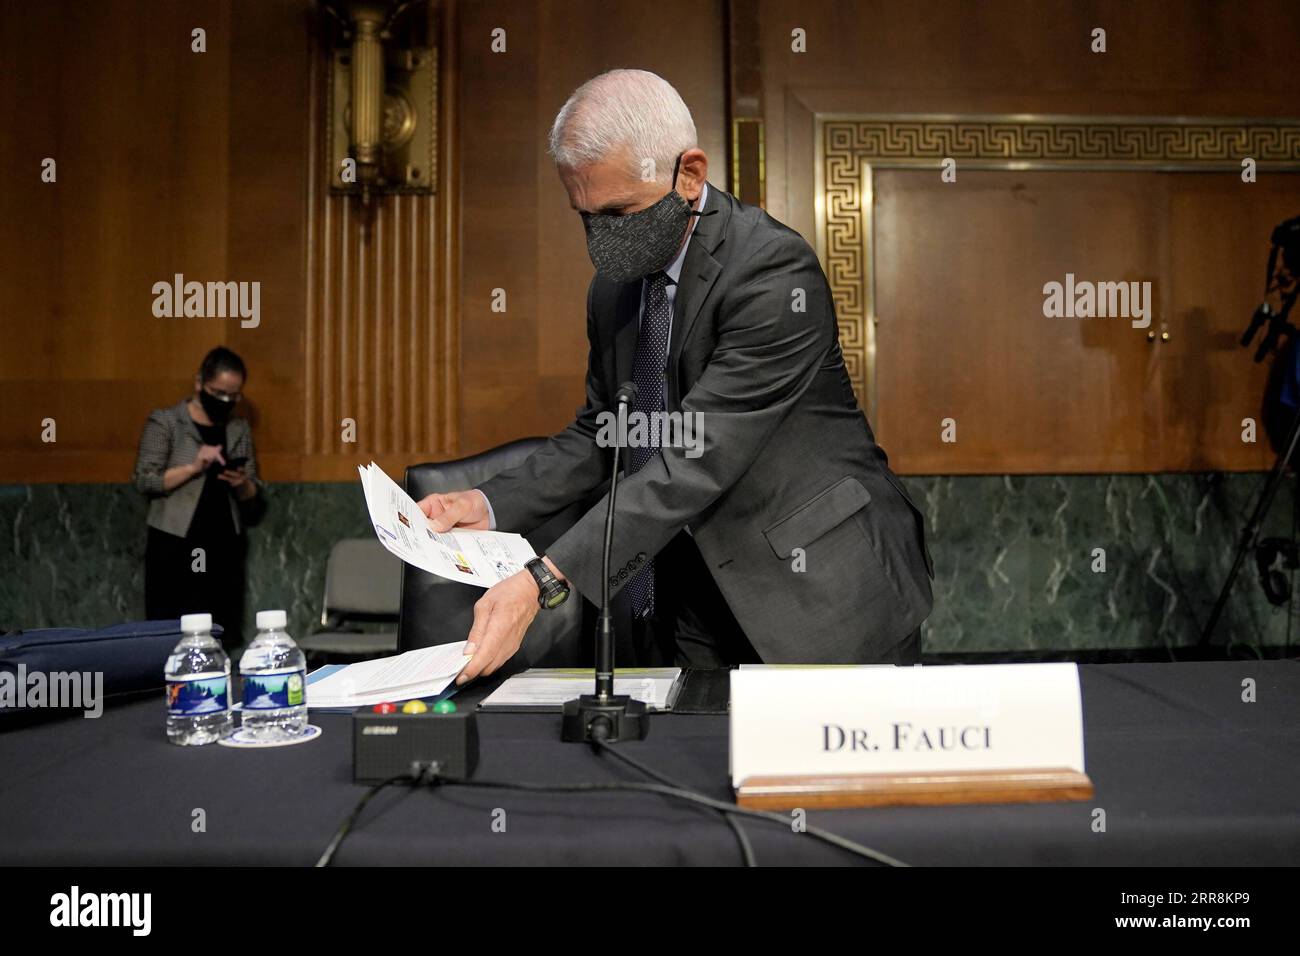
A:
198 388 235 426
580 154 709 283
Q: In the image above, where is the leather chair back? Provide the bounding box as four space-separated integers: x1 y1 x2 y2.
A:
400 439 587 671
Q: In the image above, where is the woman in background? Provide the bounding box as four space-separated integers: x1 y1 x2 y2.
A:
133 346 263 649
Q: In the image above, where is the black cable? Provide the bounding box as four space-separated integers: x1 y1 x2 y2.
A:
721 809 757 867
314 773 410 868
1221 466 1298 660
593 739 756 867
427 772 907 866
1203 406 1300 649
320 755 909 867
318 765 908 866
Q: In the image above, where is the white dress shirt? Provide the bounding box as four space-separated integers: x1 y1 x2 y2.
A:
638 181 709 342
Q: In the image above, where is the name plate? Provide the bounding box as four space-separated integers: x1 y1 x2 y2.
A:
729 663 1086 790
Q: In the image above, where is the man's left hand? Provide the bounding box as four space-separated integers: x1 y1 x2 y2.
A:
457 570 540 685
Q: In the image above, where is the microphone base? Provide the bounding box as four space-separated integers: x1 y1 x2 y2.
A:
560 694 650 743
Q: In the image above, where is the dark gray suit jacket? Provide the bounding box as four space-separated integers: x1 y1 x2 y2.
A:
479 184 933 663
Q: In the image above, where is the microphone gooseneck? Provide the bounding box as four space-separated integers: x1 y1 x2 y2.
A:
596 382 637 701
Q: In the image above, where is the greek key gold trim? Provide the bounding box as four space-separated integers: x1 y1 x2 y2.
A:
814 114 1300 420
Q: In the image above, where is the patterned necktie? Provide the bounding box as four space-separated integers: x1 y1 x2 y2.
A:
624 271 672 618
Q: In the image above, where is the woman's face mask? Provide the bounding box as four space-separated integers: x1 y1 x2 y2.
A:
580 154 700 283
198 386 237 425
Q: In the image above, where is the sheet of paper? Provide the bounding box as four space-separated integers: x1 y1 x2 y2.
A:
480 668 682 711
358 461 536 588
307 642 471 708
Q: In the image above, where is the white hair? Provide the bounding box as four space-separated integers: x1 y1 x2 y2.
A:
548 69 697 185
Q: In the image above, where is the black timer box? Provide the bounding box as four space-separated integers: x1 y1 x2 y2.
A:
352 707 479 783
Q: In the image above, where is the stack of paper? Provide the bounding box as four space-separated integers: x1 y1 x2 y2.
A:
307 643 472 709
358 461 537 587
479 668 684 712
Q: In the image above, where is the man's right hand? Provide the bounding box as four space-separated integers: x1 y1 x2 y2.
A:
418 490 491 532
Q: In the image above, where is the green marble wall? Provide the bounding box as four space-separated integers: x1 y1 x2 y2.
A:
1 475 1296 655
908 474 1297 654
0 483 371 645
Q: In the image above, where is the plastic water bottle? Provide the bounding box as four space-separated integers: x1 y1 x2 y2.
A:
239 609 308 741
165 613 234 745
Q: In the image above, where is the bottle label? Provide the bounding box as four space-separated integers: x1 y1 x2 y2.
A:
241 668 306 710
166 672 230 717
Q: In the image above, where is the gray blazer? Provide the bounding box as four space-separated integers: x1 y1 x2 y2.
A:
133 399 263 537
479 184 934 664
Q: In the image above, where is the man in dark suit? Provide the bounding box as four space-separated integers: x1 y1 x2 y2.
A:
421 69 933 683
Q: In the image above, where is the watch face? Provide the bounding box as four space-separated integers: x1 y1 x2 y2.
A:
543 588 568 609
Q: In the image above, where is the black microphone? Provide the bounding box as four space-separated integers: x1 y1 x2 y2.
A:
614 381 638 406
1255 296 1297 363
561 381 650 743
1241 302 1272 351
596 382 637 696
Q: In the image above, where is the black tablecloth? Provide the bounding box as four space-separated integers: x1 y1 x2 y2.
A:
2 661 1298 866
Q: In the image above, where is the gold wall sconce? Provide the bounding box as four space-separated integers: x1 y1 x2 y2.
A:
320 0 436 204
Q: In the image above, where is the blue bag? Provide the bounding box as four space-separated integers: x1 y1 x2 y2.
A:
0 619 223 723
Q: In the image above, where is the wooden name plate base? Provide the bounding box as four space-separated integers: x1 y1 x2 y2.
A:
735 767 1094 810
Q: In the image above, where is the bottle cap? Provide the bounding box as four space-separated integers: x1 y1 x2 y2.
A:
256 609 287 630
180 613 212 632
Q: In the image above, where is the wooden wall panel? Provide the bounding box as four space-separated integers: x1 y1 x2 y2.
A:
289 0 458 479
873 169 1300 473
766 0 1300 239
748 0 1300 473
292 1 459 479
226 0 312 479
302 192 452 471
1164 176 1300 471
0 0 236 482
456 0 727 454
0 0 457 483
874 170 1166 473
10 1 1298 483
